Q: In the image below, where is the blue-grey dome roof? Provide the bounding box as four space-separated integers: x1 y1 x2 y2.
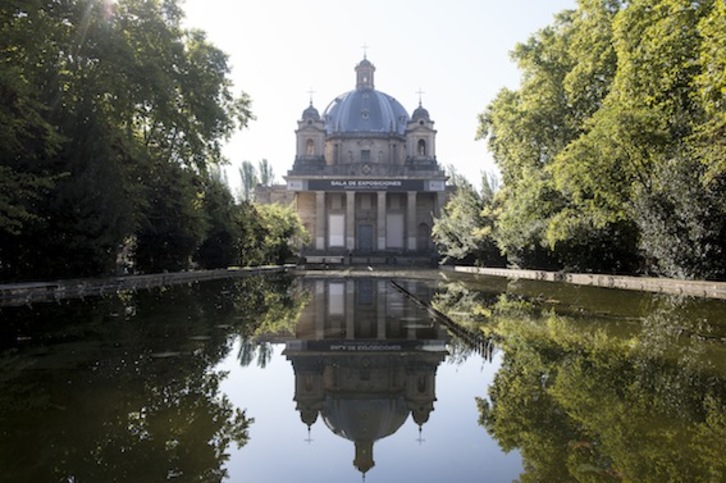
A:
412 103 430 122
302 102 320 121
323 88 410 136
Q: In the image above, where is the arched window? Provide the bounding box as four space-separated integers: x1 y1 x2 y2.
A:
417 139 426 157
306 139 314 156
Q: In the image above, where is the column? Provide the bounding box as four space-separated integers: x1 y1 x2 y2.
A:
377 191 386 250
315 191 326 250
346 191 355 251
407 191 417 251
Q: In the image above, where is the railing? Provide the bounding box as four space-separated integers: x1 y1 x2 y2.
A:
288 162 445 177
390 280 496 360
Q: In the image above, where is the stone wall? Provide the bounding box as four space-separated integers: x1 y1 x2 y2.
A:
446 266 726 300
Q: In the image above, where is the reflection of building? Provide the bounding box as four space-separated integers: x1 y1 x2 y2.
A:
283 279 449 475
260 56 449 260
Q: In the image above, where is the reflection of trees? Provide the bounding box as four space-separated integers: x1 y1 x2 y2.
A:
234 277 310 368
477 296 726 482
0 273 298 481
431 280 497 364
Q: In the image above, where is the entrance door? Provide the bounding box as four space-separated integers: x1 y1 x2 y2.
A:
358 224 373 253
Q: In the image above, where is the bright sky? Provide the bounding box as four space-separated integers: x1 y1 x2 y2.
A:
181 0 577 189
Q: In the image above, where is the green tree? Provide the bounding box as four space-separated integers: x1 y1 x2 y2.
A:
196 170 241 269
134 160 207 273
479 0 724 277
238 160 258 202
256 203 309 265
432 175 504 266
552 0 723 277
0 0 252 280
258 158 275 187
234 201 266 267
477 9 582 269
693 0 726 184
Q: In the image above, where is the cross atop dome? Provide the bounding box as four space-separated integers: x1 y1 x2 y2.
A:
307 87 316 106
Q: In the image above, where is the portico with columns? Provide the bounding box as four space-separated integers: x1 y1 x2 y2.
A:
285 56 448 261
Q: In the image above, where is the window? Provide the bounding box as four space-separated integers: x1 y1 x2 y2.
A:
329 214 345 247
361 149 370 162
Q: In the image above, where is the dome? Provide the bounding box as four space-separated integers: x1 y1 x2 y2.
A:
302 102 320 121
411 102 430 122
323 89 410 136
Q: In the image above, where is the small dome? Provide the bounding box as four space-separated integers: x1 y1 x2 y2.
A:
302 102 320 121
411 103 430 122
357 57 374 69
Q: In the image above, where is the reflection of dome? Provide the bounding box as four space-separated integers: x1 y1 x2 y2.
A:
322 396 409 442
322 395 409 474
323 89 409 136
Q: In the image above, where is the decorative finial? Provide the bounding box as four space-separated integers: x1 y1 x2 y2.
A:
416 88 425 107
307 87 316 106
416 425 426 445
305 426 314 444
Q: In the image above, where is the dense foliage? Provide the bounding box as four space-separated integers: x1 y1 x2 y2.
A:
432 172 504 266
0 0 304 281
438 0 725 279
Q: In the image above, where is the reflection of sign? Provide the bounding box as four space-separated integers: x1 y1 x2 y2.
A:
306 179 440 191
330 343 403 351
286 339 447 352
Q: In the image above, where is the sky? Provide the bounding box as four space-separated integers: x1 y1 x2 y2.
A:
181 0 577 190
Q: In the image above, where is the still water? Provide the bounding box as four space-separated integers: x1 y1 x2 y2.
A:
1 270 725 482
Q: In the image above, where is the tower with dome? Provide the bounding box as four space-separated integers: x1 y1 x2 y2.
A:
284 56 448 262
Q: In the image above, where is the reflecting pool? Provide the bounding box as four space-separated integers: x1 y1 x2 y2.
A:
1 270 725 482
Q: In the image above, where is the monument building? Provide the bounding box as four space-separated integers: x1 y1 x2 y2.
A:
283 57 448 262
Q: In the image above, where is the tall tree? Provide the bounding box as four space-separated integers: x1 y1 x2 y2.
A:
551 0 723 277
258 158 275 187
477 0 726 276
432 175 505 266
256 203 309 265
238 160 258 202
196 169 241 269
0 0 253 279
